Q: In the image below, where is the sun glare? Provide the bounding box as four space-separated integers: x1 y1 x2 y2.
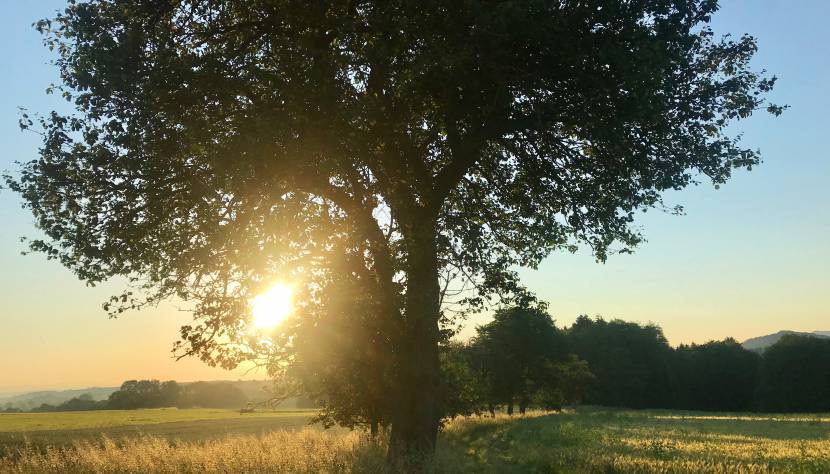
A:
251 283 293 329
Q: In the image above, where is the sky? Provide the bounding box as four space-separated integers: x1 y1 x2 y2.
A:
1 1 828 392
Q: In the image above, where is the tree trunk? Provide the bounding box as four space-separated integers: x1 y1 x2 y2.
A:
370 417 379 440
387 221 442 469
507 400 514 416
519 393 529 414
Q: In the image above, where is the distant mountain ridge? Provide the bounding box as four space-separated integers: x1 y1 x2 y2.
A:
741 330 830 352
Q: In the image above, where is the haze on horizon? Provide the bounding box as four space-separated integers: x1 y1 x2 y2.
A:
1 0 828 393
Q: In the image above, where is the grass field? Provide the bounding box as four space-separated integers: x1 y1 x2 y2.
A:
3 407 830 472
441 408 830 473
0 408 314 433
0 408 316 458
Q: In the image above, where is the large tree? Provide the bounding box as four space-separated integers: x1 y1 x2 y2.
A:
567 316 678 408
9 0 779 463
472 306 568 414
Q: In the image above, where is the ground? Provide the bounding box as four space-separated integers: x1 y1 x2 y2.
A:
2 407 830 472
0 408 315 455
442 408 830 473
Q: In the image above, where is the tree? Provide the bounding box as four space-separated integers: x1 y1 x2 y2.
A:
567 316 676 408
53 394 110 411
756 335 830 412
472 306 569 414
533 355 594 411
108 379 181 409
673 338 759 411
439 341 487 419
9 0 779 463
279 251 396 438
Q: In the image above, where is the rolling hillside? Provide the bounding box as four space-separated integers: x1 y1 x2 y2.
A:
741 330 830 352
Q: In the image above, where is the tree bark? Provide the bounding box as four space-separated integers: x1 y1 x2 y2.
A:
370 417 379 440
387 220 442 469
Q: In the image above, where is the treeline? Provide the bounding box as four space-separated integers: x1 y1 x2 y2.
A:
7 312 829 416
16 380 250 412
567 316 830 413
442 307 593 417
443 311 830 415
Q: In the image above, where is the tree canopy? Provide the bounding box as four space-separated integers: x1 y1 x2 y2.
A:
756 335 830 412
8 0 779 462
674 338 759 412
472 307 569 413
568 316 676 408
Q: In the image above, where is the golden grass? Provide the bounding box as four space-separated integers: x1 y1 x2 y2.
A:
1 429 386 473
4 408 830 473
0 408 314 433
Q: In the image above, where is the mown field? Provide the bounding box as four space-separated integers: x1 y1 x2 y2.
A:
2 407 830 472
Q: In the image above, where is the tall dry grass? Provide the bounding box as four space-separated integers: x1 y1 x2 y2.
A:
5 409 830 473
2 429 388 473
0 419 489 474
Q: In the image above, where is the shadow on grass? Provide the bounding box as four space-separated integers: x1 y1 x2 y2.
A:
439 408 830 473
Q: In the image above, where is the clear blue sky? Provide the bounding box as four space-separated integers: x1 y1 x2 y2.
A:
1 1 828 391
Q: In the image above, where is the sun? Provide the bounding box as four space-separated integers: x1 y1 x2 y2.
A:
251 283 293 329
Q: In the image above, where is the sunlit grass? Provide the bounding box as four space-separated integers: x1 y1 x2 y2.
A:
438 408 830 473
0 408 314 432
4 408 830 472
1 429 387 474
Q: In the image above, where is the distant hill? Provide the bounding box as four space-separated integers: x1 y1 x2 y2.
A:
742 330 830 352
0 380 314 411
0 387 117 411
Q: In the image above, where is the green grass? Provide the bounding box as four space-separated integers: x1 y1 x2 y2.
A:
4 408 830 472
441 408 830 472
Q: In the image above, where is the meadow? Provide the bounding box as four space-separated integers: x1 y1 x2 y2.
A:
0 408 315 457
3 407 830 472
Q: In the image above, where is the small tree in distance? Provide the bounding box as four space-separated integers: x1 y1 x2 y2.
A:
8 0 780 464
472 306 580 414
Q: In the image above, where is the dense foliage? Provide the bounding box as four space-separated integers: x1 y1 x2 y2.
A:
470 307 590 414
441 312 830 417
6 324 829 416
673 338 760 412
568 316 675 408
25 379 251 412
9 0 779 459
564 318 827 413
107 380 182 409
756 335 830 412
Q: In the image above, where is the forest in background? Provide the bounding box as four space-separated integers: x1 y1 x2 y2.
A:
442 311 830 418
6 311 830 417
